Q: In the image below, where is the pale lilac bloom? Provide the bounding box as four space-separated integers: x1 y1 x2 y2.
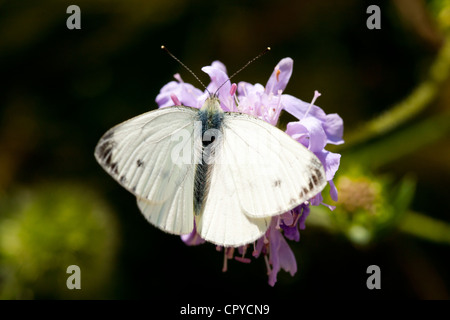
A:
252 218 298 286
156 73 203 109
201 61 236 112
155 57 344 286
181 221 205 246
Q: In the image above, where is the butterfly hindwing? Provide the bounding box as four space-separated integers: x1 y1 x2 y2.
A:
195 158 271 247
136 171 194 235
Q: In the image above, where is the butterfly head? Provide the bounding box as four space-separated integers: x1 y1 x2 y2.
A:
201 95 222 113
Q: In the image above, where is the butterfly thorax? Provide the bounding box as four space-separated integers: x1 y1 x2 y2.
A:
198 97 224 145
194 96 225 215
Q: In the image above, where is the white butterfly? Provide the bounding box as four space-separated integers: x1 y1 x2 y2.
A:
95 95 327 247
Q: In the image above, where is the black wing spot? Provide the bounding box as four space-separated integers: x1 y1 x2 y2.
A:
308 180 314 190
110 162 119 175
273 180 281 187
120 175 127 184
104 153 112 167
103 131 114 140
97 140 119 175
301 187 309 197
312 174 318 185
98 141 114 163
315 168 323 180
137 159 144 167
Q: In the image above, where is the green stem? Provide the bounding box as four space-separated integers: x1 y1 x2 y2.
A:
344 111 450 170
341 36 450 150
309 208 450 245
399 211 450 244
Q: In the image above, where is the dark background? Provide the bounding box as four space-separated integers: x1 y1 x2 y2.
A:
0 0 449 300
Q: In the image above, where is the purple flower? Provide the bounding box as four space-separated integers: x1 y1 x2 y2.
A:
252 218 298 286
156 73 204 109
180 221 205 246
155 57 343 285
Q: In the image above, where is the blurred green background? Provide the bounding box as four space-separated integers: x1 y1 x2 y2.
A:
1 0 449 299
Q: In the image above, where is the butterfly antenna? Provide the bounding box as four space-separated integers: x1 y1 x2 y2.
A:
161 45 211 95
214 46 271 96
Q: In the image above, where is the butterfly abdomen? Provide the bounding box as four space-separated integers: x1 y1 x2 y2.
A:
194 108 224 215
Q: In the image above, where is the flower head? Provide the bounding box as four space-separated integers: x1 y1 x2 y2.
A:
155 57 343 286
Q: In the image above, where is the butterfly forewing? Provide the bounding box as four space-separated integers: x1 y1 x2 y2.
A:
218 112 327 218
95 106 201 234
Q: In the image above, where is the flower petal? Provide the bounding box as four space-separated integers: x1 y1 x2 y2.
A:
310 192 323 206
324 113 344 145
202 61 235 111
202 64 229 93
265 58 293 95
280 211 299 242
298 205 310 230
280 211 293 225
236 82 266 115
268 226 297 286
328 179 338 201
320 201 336 211
181 223 206 246
282 94 327 121
285 122 309 148
315 150 341 181
211 60 227 74
299 117 327 152
156 81 203 108
281 223 300 242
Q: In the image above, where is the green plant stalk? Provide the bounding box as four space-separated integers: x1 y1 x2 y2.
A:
344 111 450 170
399 211 450 244
309 207 450 245
341 36 450 149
